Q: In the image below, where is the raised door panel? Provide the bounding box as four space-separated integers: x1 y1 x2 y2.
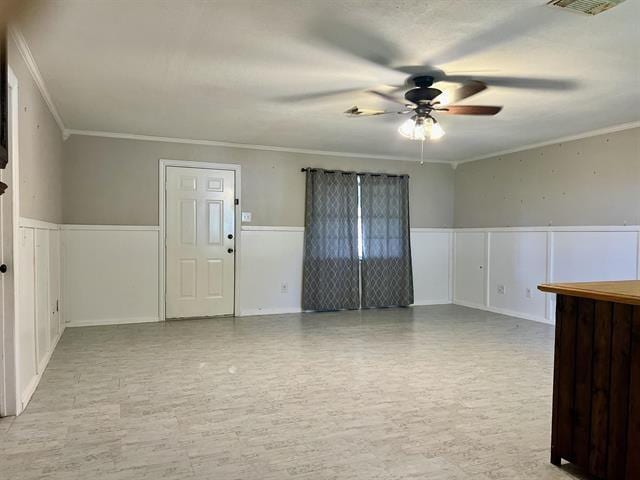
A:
180 175 197 191
179 259 197 299
207 259 223 298
207 177 224 192
207 201 223 245
180 200 197 246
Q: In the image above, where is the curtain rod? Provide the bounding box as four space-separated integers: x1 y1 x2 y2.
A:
300 168 408 178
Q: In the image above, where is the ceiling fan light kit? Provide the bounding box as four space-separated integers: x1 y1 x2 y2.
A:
398 116 445 141
346 75 502 141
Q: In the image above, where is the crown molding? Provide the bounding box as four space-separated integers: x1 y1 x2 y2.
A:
9 25 68 137
458 121 640 165
65 129 451 164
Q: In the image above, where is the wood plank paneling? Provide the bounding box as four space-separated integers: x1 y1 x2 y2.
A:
550 295 564 466
589 300 613 478
551 293 638 479
607 303 632 479
627 306 640 479
573 298 594 467
557 295 578 461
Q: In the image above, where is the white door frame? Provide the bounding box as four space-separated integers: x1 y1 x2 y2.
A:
158 159 241 321
1 66 20 416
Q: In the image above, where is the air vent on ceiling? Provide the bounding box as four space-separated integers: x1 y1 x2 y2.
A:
547 0 626 15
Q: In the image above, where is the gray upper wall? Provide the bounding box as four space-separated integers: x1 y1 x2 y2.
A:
454 128 640 227
8 36 64 224
60 123 639 229
62 135 455 227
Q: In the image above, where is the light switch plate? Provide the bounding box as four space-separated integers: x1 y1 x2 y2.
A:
241 212 252 222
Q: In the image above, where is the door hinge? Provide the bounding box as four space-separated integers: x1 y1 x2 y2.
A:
235 198 239 205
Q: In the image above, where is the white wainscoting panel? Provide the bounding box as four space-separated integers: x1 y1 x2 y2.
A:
453 226 640 324
62 226 159 326
488 231 548 321
411 229 452 305
238 227 453 316
552 231 639 282
35 229 50 371
239 227 304 316
17 227 36 406
453 232 486 307
49 230 62 341
57 224 640 330
16 219 63 413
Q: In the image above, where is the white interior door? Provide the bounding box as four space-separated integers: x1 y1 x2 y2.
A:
0 69 18 416
165 166 235 318
0 166 10 415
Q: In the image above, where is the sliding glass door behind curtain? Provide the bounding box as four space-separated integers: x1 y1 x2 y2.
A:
302 168 413 311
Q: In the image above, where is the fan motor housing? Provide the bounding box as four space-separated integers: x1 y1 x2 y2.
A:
404 87 442 105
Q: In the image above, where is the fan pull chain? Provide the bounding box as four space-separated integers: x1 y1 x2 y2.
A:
420 138 425 165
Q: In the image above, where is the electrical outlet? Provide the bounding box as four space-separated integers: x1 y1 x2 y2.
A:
497 284 505 295
241 211 252 222
280 282 288 294
526 288 532 298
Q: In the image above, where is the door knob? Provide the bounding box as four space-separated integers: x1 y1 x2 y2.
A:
0 264 7 273
227 234 233 239
227 248 234 253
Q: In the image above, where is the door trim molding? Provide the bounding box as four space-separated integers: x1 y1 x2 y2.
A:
1 67 20 416
158 159 242 321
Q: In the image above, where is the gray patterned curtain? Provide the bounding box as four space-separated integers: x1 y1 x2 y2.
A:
359 174 414 308
302 169 360 311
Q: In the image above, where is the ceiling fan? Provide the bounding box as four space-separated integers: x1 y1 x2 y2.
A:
345 75 501 141
281 9 577 142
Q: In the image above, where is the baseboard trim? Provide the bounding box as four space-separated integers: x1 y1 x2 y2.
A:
66 316 160 327
239 307 302 317
19 329 64 414
412 299 452 306
453 300 551 325
453 299 487 310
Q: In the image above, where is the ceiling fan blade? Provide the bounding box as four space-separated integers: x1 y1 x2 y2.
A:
437 81 487 105
344 106 411 117
425 5 560 66
274 87 364 103
445 75 577 91
367 90 411 106
392 65 446 78
344 106 384 117
308 15 401 70
437 105 502 116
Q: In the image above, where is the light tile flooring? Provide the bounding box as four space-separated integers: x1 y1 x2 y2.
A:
0 305 592 480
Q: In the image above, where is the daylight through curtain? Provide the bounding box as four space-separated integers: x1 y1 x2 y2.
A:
301 169 360 311
359 174 414 308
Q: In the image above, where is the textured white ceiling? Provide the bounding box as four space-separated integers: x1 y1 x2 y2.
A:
17 0 640 162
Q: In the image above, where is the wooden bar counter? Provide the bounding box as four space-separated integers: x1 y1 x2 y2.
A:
538 281 640 480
